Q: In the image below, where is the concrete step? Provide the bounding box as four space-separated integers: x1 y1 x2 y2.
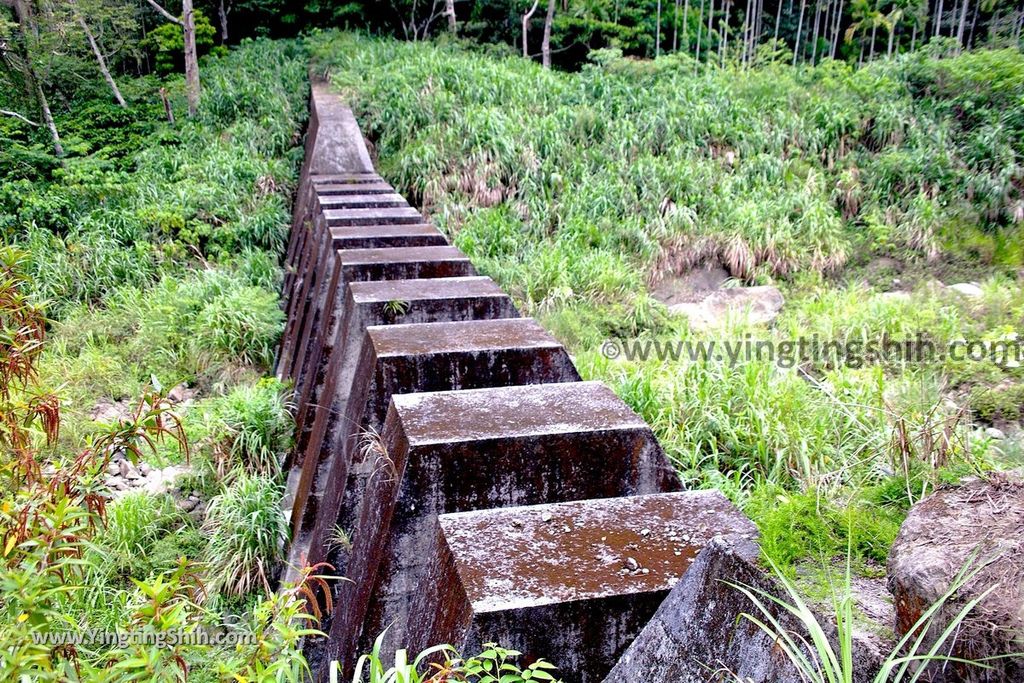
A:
325 381 683 672
324 207 423 227
301 318 581 575
286 246 475 413
311 173 383 185
407 492 758 683
292 275 518 473
278 225 450 382
317 193 409 210
284 216 443 314
280 222 448 371
286 277 522 577
327 224 445 249
315 181 395 195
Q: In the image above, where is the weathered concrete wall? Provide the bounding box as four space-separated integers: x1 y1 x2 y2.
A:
278 84 775 683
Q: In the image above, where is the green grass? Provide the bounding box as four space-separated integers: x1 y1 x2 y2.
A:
0 37 311 679
203 474 289 600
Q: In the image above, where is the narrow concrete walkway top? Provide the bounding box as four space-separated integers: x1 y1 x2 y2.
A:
324 206 424 226
306 85 374 175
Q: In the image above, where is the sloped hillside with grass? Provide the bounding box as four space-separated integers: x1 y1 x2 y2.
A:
0 38 319 680
310 32 1024 576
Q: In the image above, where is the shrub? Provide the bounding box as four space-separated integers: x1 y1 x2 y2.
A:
203 474 289 598
192 285 284 369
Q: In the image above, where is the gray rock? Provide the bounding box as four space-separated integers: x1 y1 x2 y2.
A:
887 474 1024 682
603 535 881 683
89 399 133 424
669 286 784 329
139 462 152 476
188 502 208 523
651 263 731 306
985 427 1007 440
949 282 984 297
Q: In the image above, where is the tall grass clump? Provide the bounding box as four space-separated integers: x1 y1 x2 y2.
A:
203 474 289 599
730 556 1010 682
210 378 294 476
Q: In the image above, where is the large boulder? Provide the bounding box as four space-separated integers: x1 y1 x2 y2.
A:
668 286 784 330
603 535 880 682
887 473 1024 682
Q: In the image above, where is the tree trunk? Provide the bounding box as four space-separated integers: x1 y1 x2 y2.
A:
218 0 229 43
182 0 201 116
888 21 896 55
673 0 679 50
934 0 943 36
696 0 706 59
773 0 783 43
73 6 127 108
541 0 555 68
446 0 456 33
741 0 751 61
794 0 807 63
955 0 968 50
656 0 662 55
869 21 877 59
707 0 715 57
682 0 691 51
811 0 822 62
719 0 729 63
910 21 917 50
755 0 764 50
522 0 540 57
9 0 63 155
34 79 62 156
831 0 843 57
966 0 978 47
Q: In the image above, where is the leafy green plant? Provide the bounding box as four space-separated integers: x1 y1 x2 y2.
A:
350 631 562 683
728 555 1012 683
211 378 294 476
192 284 285 369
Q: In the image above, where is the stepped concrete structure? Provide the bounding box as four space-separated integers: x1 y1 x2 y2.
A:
407 492 757 683
326 382 684 669
278 84 761 683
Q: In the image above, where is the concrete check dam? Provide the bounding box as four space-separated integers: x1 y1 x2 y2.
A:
276 84 771 683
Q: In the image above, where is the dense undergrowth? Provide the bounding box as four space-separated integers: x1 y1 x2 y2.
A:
0 39 313 679
310 33 1024 578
